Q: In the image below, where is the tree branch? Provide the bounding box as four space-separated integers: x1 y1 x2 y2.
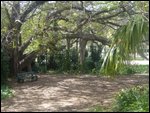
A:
19 50 40 70
20 1 46 22
93 8 117 17
64 33 110 45
18 36 35 54
46 5 92 20
107 21 122 27
95 10 124 20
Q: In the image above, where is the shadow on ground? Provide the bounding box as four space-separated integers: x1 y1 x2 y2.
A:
1 74 149 112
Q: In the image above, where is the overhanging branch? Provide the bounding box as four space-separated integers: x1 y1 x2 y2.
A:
20 1 46 22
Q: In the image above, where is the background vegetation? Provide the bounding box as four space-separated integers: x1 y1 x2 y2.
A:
1 1 149 112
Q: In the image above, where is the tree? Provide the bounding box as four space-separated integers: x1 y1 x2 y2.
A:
1 1 46 76
1 1 149 77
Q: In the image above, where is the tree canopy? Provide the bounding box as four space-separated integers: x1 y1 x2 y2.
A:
1 1 149 77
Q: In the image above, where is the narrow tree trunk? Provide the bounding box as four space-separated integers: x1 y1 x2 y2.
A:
66 38 70 51
79 39 87 71
65 38 71 70
13 48 18 76
12 24 22 76
76 38 79 52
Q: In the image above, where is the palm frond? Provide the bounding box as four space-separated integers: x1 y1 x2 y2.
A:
100 15 149 75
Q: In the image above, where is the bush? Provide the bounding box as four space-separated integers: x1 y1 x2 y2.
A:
70 48 79 70
46 43 104 73
84 57 95 71
1 85 13 100
83 43 103 73
113 85 149 112
89 86 149 112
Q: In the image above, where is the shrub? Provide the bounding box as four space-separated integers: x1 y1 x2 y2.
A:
83 43 103 73
84 57 95 71
90 86 149 112
113 85 149 112
70 48 78 70
1 85 13 100
46 43 104 73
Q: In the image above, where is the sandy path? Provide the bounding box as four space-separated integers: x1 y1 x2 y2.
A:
1 74 149 112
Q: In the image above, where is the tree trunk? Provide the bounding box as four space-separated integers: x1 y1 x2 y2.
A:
7 1 46 76
65 38 71 70
79 38 87 71
76 38 79 52
66 38 70 51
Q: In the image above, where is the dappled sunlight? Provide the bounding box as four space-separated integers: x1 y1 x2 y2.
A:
1 74 149 112
1 1 149 112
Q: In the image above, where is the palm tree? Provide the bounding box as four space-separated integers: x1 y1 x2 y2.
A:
100 14 149 75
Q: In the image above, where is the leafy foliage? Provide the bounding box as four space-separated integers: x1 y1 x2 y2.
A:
47 48 78 72
1 1 149 76
101 15 149 75
36 54 48 73
1 85 13 100
82 43 103 73
70 48 79 70
90 85 149 112
113 85 149 112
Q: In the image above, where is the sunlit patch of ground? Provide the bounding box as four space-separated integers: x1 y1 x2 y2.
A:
1 74 149 112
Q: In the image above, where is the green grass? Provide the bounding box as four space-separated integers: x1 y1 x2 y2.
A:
1 85 13 100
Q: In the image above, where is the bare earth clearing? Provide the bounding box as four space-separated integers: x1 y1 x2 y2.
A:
1 74 149 112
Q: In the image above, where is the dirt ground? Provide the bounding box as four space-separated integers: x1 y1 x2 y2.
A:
1 74 149 112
